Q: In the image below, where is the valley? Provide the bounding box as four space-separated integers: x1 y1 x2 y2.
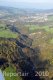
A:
0 6 53 80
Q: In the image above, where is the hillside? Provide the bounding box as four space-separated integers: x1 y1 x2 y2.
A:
0 6 53 80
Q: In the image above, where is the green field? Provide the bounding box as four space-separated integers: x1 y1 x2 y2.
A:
3 66 22 80
48 16 53 21
50 39 53 44
0 30 18 38
0 24 18 38
26 25 53 33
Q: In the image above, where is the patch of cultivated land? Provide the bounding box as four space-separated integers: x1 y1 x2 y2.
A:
0 24 18 38
48 15 53 21
0 30 18 38
26 25 53 33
